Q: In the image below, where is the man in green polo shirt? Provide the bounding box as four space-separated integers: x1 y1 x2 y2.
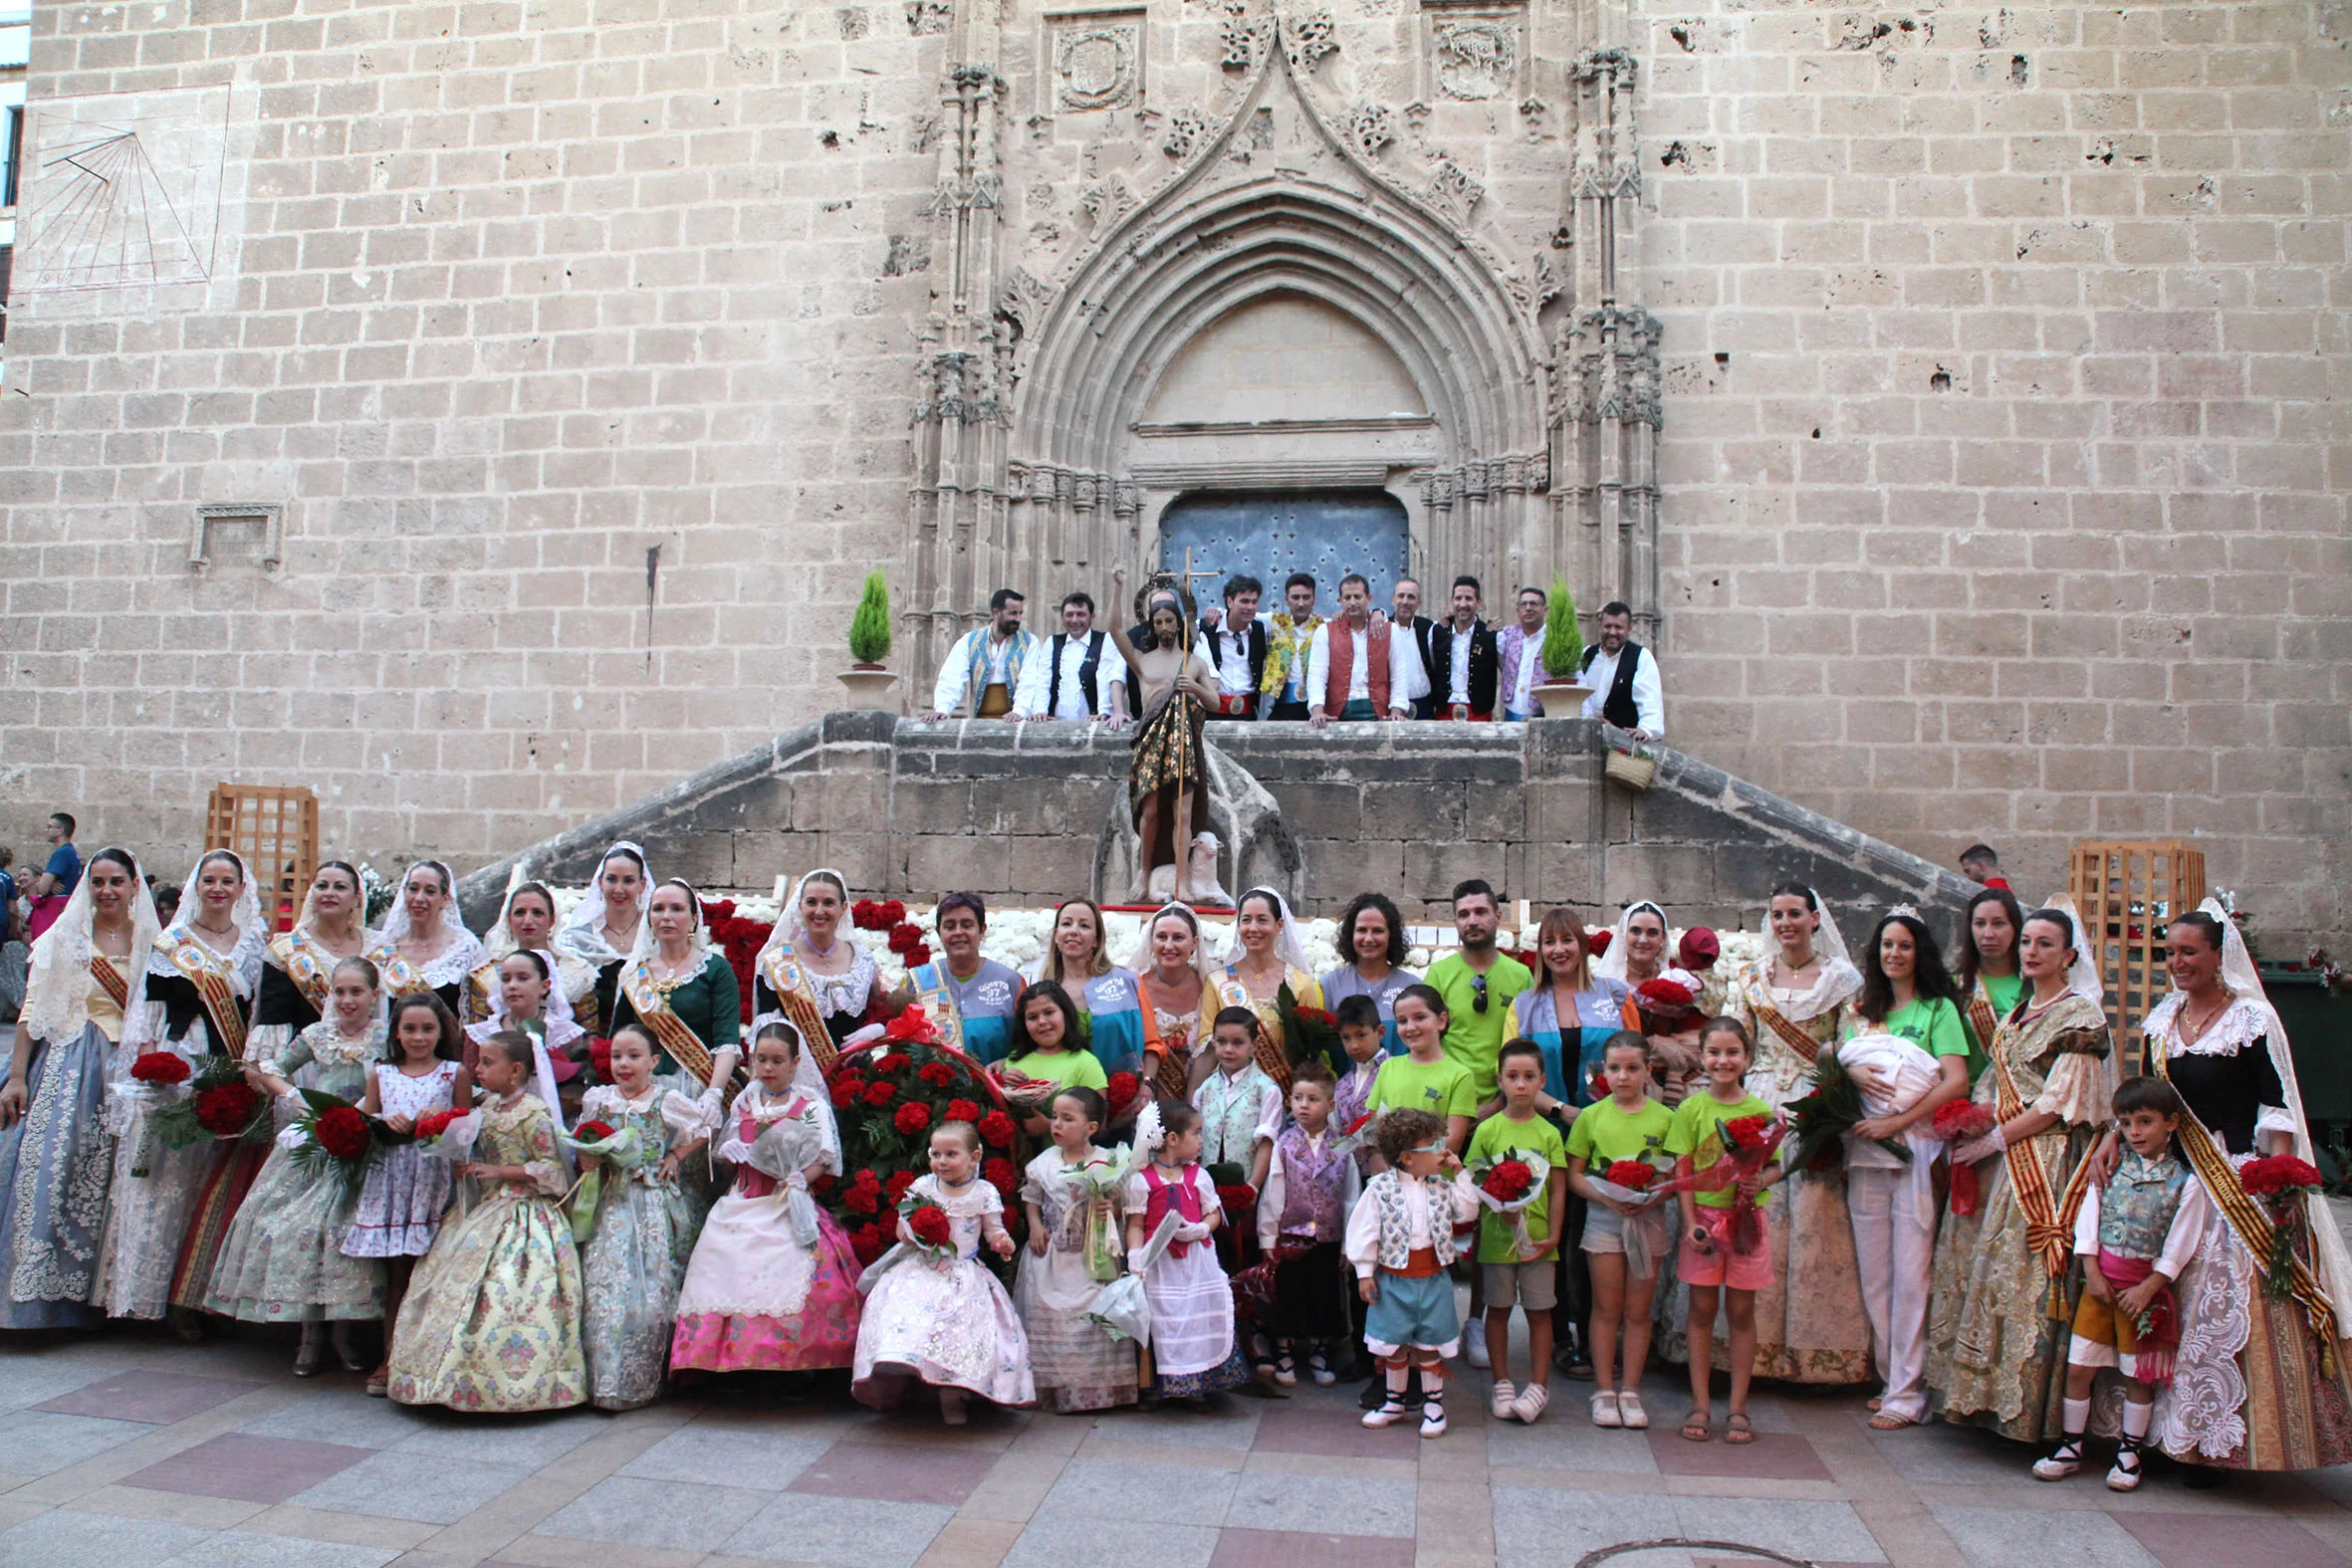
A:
1422 879 1533 1107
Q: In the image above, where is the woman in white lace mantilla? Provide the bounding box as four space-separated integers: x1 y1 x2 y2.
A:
102 849 270 1322
367 861 485 1014
2107 903 2352 1473
0 847 157 1328
753 870 887 1067
469 878 600 1035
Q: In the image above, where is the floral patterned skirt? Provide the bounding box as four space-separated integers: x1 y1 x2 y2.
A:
204 1142 383 1323
1128 693 1208 822
852 1252 1036 1408
388 1190 587 1413
0 1025 112 1327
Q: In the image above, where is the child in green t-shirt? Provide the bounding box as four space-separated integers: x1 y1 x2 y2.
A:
1467 1039 1569 1425
1367 983 1478 1161
1565 1029 1674 1431
1663 1016 1781 1446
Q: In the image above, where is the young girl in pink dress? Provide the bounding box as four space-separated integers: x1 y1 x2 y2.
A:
670 1021 862 1373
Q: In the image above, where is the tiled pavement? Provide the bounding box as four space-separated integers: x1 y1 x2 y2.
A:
3 1321 2352 1567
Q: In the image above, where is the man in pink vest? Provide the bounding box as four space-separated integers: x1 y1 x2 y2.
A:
1305 573 1426 728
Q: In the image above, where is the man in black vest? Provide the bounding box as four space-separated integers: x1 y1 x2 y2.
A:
1013 590 1130 725
1195 574 1268 721
1576 600 1663 740
1424 574 1500 721
1391 575 1440 719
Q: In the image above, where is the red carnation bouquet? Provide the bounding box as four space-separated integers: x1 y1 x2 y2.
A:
286 1088 413 1199
574 1119 617 1143
1584 1141 1674 1277
1633 977 1704 1035
1104 1070 1143 1120
413 1108 462 1141
1604 1159 1656 1192
902 1193 955 1260
2241 1156 2325 1300
1932 1101 1998 1215
146 1056 272 1169
1467 1152 1551 1259
1675 1112 1786 1259
129 1051 192 1087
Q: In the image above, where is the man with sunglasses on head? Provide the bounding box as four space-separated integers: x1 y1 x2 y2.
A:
1419 879 1533 1368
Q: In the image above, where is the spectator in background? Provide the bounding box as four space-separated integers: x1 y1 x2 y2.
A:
1197 575 1268 721
1958 844 2010 891
1392 577 1439 720
0 845 20 1023
26 813 81 942
1577 601 1664 741
1496 587 1548 722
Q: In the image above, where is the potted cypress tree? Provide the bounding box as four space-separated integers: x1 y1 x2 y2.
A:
837 570 900 708
1529 570 1594 718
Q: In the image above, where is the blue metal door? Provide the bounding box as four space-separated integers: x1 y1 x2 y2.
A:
1158 491 1412 612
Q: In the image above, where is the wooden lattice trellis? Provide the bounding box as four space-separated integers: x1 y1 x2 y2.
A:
2068 839 2207 1072
205 784 319 934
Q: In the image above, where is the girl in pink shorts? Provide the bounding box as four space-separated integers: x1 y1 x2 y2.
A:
1665 1017 1783 1444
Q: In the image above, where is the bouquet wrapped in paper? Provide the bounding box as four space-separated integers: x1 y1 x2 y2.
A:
1084 1209 1180 1344
1784 1046 1915 1175
1581 1150 1675 1279
2241 1156 2326 1301
1931 1101 1997 1214
1466 1152 1551 1260
284 1089 416 1201
1675 1112 1786 1259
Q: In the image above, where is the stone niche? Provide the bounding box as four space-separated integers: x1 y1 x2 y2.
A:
459 714 1980 945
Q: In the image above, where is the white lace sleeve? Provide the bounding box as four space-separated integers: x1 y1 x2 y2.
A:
806 1095 843 1177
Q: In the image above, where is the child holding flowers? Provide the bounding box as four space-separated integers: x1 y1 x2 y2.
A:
572 1022 714 1410
1254 1060 1355 1387
2032 1076 2213 1491
853 1119 1034 1424
1467 1039 1569 1423
345 992 468 1396
388 1030 585 1412
1667 1016 1782 1444
204 956 387 1373
1566 1029 1675 1429
672 1020 862 1376
1017 1085 1138 1413
1348 1107 1479 1437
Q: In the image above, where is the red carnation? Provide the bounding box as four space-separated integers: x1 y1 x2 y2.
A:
1105 1071 1140 1113
316 1105 370 1162
1635 978 1696 1008
1586 929 1613 956
917 1061 955 1086
1588 1068 1609 1104
850 1224 888 1264
872 1052 911 1077
194 1082 262 1138
830 1077 862 1109
863 1080 896 1106
1931 1101 1995 1142
983 1156 1018 1196
887 922 924 955
1723 1114 1774 1153
588 1036 613 1081
843 1181 880 1216
907 1203 953 1250
574 1119 618 1143
979 1110 1016 1149
946 1098 983 1125
1294 1006 1334 1027
852 898 883 930
893 1101 932 1136
130 1051 191 1086
810 1173 836 1195
414 1108 460 1140
879 899 906 926
886 1169 919 1201
902 944 932 969
1603 1159 1655 1191
1217 1183 1257 1215
2241 1156 2323 1199
703 898 735 923
1481 1160 1534 1204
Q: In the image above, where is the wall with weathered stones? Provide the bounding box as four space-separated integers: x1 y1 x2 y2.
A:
457 714 1983 948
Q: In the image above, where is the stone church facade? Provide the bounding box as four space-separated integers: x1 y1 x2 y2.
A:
1 0 2345 945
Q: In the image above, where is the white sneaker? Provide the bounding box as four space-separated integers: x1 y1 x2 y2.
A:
1420 1400 1448 1438
1363 1400 1410 1429
1615 1390 1648 1430
1590 1389 1621 1428
1512 1383 1550 1425
1465 1335 1491 1370
1490 1378 1517 1419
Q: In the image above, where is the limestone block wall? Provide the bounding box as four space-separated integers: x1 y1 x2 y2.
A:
458 714 1983 948
1635 0 2352 934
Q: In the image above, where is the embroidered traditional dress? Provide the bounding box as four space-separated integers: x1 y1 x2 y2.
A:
753 939 877 1064
2146 994 2352 1469
465 948 600 1034
365 933 486 1016
672 1084 862 1372
1016 1146 1138 1413
388 1094 587 1412
853 1174 1036 1409
103 920 269 1319
342 1061 461 1258
249 927 369 1066
613 950 742 1087
204 1019 386 1323
1714 957 1873 1383
1198 965 1329 1092
1924 992 2114 1441
577 1082 713 1409
1123 1161 1250 1395
0 951 132 1327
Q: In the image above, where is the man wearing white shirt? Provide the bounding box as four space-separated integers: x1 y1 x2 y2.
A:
1195 574 1267 720
1391 576 1439 720
1576 600 1664 740
1305 573 1425 728
1012 590 1130 725
1495 585 1548 721
925 588 1035 721
1426 575 1500 721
